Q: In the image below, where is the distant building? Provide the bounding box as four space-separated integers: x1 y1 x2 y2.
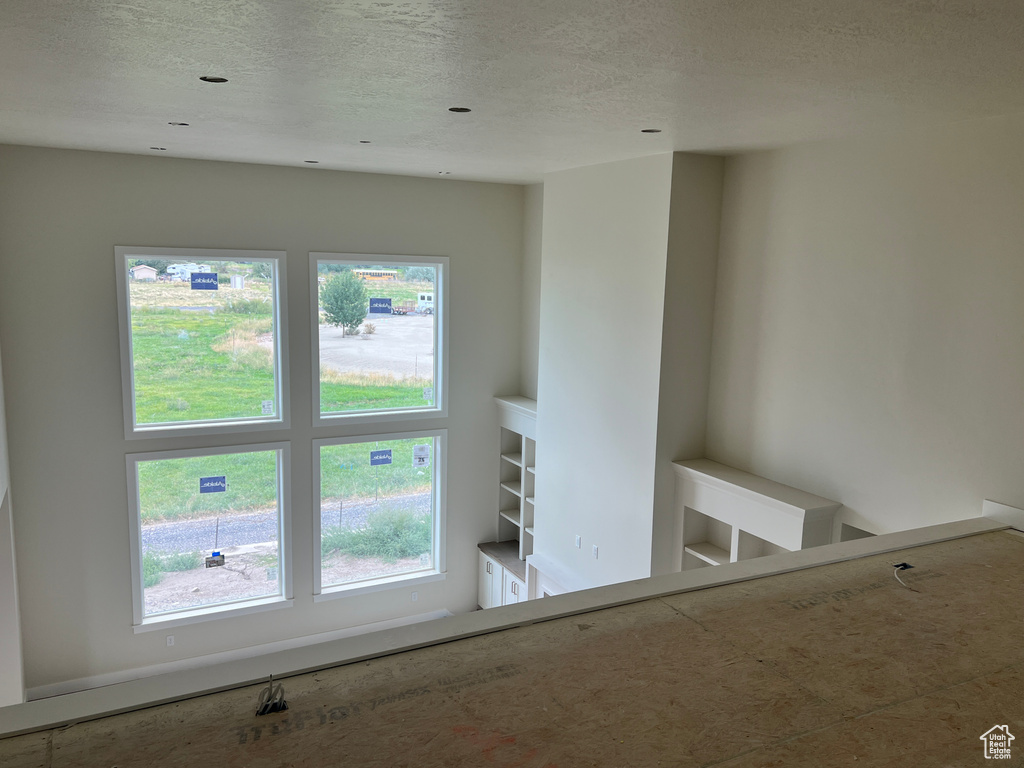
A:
130 264 157 281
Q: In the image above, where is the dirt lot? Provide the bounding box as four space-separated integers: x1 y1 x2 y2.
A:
318 313 434 378
145 545 427 616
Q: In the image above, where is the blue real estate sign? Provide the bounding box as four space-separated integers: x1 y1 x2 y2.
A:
199 476 227 493
369 449 393 466
191 272 219 290
368 297 392 314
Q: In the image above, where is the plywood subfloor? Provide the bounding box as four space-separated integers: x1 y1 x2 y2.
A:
3 531 1023 767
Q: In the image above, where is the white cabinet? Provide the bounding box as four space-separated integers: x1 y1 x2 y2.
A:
477 541 527 609
502 570 526 605
478 551 504 610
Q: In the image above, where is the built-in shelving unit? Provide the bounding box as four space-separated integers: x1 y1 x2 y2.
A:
673 459 842 571
493 396 537 562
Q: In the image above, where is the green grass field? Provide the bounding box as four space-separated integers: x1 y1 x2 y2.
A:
136 439 433 522
130 276 432 425
320 439 433 500
320 371 432 413
137 449 280 521
131 308 277 424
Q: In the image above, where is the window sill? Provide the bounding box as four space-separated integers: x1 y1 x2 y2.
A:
126 416 288 441
313 405 446 428
314 571 445 602
133 596 294 633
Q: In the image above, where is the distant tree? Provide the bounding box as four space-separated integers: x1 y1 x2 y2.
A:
250 262 272 280
404 266 434 282
319 264 353 274
320 271 368 335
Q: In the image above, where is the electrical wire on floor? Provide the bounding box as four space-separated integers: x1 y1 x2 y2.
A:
892 562 920 593
255 673 288 716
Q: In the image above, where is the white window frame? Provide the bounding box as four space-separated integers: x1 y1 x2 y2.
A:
312 429 447 600
115 246 290 440
126 441 294 631
310 253 448 426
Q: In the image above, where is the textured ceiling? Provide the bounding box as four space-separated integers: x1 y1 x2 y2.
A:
2 1 1024 183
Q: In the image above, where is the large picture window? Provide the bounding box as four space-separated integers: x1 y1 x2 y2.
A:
314 432 445 596
311 254 446 424
115 247 288 437
127 443 292 628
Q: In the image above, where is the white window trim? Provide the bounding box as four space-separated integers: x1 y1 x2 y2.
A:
309 253 448 427
114 246 290 440
132 596 295 633
312 429 447 596
313 571 446 602
126 441 293 628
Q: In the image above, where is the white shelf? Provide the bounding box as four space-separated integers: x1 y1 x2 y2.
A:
683 542 729 566
491 396 538 576
500 481 522 497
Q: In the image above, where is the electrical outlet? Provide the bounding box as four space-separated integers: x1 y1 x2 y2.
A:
592 545 599 559
575 535 582 549
166 635 175 647
411 591 418 602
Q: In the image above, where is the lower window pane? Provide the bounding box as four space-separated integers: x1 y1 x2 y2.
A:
135 448 283 617
319 436 437 589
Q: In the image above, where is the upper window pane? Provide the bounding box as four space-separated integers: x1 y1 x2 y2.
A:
313 256 444 420
117 248 286 435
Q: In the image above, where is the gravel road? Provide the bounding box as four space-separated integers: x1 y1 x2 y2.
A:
141 491 432 555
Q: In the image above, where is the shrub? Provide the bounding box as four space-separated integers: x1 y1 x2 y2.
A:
142 551 163 588
224 297 271 315
142 550 202 588
321 508 431 563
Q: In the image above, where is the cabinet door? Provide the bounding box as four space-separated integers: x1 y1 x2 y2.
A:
502 571 526 605
478 552 499 609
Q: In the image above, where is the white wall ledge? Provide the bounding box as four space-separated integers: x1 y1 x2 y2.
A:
0 516 1006 739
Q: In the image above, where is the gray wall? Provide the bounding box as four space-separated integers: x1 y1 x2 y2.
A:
520 183 543 400
0 145 523 690
708 114 1024 533
0 338 24 705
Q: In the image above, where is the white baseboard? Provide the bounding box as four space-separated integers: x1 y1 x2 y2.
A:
982 499 1024 531
27 609 450 701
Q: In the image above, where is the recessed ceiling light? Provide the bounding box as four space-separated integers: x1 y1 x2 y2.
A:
448 107 471 113
199 76 228 83
359 140 371 144
150 147 167 151
641 128 662 133
168 122 189 127
304 160 319 164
